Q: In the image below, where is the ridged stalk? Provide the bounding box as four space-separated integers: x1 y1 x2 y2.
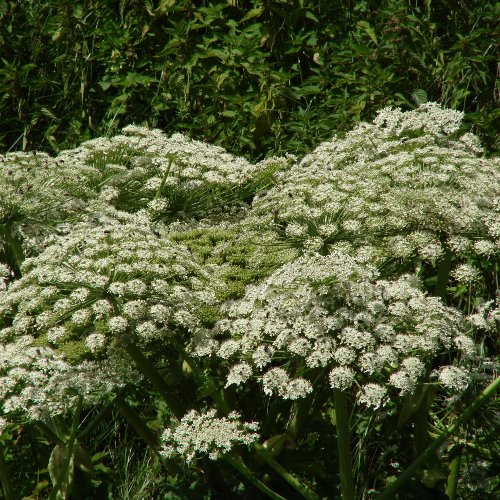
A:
224 455 287 500
435 245 452 301
170 338 317 498
254 443 319 500
114 395 181 476
379 376 500 499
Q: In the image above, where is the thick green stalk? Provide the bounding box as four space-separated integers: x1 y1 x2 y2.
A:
171 339 316 499
0 444 14 500
254 443 319 500
49 397 82 500
36 421 65 446
224 455 287 500
445 447 462 500
125 343 183 419
379 376 500 499
114 395 181 476
333 389 355 500
170 337 231 414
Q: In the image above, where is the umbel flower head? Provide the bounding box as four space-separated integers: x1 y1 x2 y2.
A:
56 125 294 222
195 251 474 408
0 207 221 419
160 408 259 463
248 103 499 264
0 151 89 262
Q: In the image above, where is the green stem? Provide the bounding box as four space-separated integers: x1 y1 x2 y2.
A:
125 343 183 419
155 158 173 199
170 339 316 497
254 443 318 500
224 455 287 500
114 395 181 476
0 223 24 276
445 447 462 500
435 245 452 301
77 398 115 441
49 397 82 500
413 388 432 458
170 337 231 414
379 376 500 500
333 389 355 500
0 443 14 500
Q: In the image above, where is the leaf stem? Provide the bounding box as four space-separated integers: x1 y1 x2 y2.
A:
253 443 319 500
125 342 183 419
445 446 462 500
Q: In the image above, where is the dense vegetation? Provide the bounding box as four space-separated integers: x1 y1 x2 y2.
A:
0 0 498 159
0 2 498 499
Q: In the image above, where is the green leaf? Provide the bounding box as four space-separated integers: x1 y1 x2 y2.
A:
48 445 74 499
240 7 264 23
412 89 428 105
357 21 378 44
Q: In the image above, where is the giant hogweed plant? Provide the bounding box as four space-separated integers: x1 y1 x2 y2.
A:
0 105 498 498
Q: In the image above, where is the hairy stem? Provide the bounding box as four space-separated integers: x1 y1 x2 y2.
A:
435 245 452 301
254 443 319 500
114 394 181 476
446 447 462 500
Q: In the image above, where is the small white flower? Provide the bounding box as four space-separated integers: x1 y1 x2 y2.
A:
85 333 107 353
329 366 355 390
437 366 470 392
357 383 387 409
225 363 253 387
108 316 128 334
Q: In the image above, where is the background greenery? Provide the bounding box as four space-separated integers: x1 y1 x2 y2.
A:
0 0 498 160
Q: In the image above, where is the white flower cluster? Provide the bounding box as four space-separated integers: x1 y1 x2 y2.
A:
0 334 137 419
56 125 293 221
0 208 219 349
0 151 88 256
0 208 222 418
160 409 259 462
196 251 473 407
247 103 499 264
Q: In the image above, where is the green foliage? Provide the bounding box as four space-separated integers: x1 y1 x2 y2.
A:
0 0 498 158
